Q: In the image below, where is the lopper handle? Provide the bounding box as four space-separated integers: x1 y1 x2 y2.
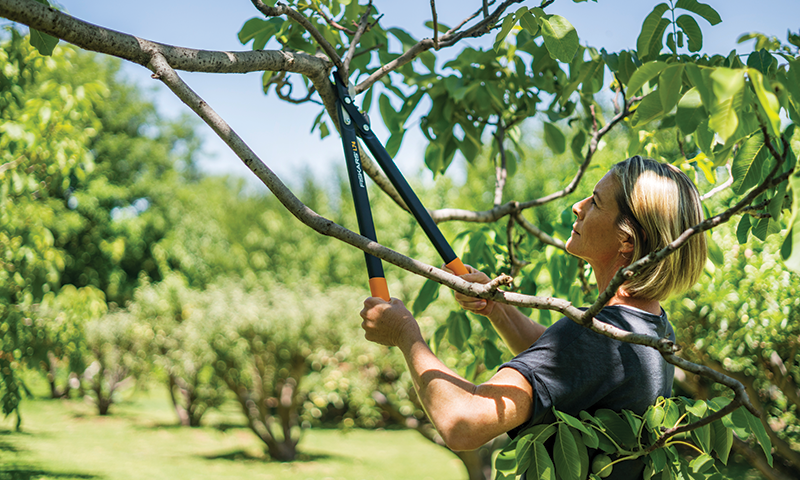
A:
445 258 469 277
369 277 391 302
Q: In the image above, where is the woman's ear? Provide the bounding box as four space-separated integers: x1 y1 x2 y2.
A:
619 232 635 255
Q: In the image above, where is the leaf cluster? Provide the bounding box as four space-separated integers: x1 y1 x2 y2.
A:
495 396 771 480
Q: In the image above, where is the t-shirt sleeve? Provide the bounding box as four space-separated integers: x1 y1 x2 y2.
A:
500 317 625 432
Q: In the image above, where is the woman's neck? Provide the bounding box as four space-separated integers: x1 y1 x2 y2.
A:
606 293 661 316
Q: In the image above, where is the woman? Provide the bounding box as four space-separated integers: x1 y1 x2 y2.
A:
360 156 707 477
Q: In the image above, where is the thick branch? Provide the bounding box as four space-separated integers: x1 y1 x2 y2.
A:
0 0 331 76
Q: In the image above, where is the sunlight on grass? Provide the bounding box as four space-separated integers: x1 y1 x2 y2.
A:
0 383 465 480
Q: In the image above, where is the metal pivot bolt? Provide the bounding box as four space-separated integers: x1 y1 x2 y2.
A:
344 97 352 104
363 124 370 132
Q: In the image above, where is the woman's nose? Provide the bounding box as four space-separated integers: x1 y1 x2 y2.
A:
572 198 587 218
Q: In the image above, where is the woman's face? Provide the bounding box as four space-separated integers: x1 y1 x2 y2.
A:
565 172 633 269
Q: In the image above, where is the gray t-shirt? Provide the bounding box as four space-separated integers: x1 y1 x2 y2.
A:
501 305 675 479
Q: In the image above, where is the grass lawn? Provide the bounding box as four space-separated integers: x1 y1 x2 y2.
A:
0 382 466 480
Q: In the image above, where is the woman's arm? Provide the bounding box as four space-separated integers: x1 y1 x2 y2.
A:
451 266 546 355
360 297 533 451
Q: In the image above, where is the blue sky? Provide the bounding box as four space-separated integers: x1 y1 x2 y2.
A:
57 1 800 187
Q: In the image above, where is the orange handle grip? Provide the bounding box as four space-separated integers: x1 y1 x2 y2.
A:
369 277 391 302
445 258 469 276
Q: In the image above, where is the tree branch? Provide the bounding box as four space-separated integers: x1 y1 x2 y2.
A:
513 211 566 251
493 125 508 207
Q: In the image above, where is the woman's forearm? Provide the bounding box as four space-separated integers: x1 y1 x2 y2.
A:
397 332 531 451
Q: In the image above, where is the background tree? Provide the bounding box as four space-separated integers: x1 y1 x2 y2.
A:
0 30 200 421
1 0 799 478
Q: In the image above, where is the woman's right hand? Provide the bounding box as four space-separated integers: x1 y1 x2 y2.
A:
445 264 496 317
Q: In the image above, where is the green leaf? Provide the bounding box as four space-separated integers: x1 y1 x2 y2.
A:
676 87 705 134
494 13 517 52
711 420 733 465
570 130 587 162
595 409 637 448
648 448 667 474
379 94 403 133
744 411 773 467
423 20 451 33
675 0 722 25
685 399 708 417
748 68 781 137
540 15 580 62
736 215 752 244
676 14 703 52
520 11 539 36
554 423 581 480
483 339 504 369
626 61 668 97
747 49 776 75
554 410 593 436
543 122 566 154
571 428 589 480
783 172 800 272
239 18 269 44
29 28 59 56
658 64 685 113
731 132 767 194
530 441 557 480
708 67 745 143
689 454 714 473
516 425 557 476
644 405 666 430
637 4 670 58
707 234 724 266
631 92 665 128
685 64 713 108
446 311 471 349
691 424 711 453
388 28 418 49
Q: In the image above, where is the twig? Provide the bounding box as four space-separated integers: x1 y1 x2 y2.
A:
352 43 384 59
0 156 24 174
699 163 733 201
313 4 356 35
493 125 508 207
483 0 490 19
649 398 742 451
275 81 321 105
430 0 440 50
342 1 374 79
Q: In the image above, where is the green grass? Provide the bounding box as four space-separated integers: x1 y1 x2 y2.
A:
0 383 466 480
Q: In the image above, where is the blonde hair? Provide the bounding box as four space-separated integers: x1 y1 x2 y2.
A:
611 156 707 301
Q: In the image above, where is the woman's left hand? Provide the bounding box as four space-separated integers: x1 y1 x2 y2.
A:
360 297 421 347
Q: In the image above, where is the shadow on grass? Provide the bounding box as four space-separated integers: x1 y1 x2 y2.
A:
202 449 336 463
0 466 101 480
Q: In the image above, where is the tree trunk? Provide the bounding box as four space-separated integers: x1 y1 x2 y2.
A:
167 374 190 426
